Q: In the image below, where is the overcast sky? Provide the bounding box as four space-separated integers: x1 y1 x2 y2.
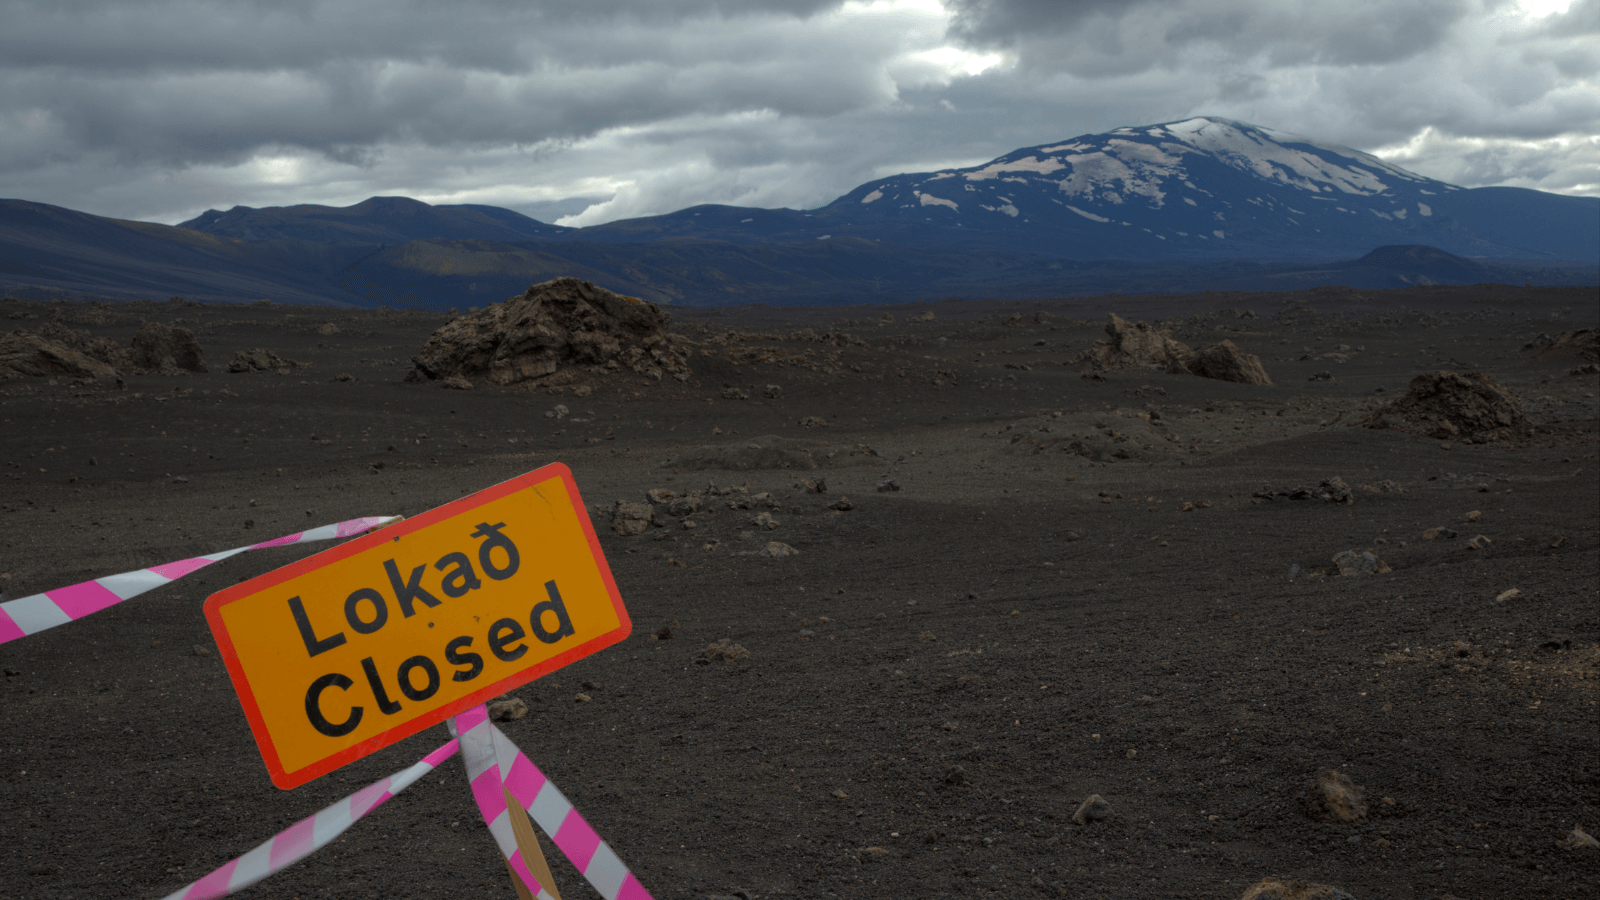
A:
2 0 1594 227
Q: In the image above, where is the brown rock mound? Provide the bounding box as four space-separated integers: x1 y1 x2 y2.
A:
1359 370 1530 443
1241 878 1354 900
1532 328 1599 363
228 348 303 373
0 329 118 381
405 277 687 389
1082 314 1271 384
1080 313 1190 370
1177 339 1273 385
126 323 206 374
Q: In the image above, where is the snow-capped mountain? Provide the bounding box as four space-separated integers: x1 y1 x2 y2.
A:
809 117 1588 261
564 116 1595 262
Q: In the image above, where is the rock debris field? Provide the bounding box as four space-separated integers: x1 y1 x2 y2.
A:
0 281 1597 900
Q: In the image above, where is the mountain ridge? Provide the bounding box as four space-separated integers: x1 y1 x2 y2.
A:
4 117 1596 308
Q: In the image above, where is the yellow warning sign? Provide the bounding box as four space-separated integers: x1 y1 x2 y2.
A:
206 463 630 789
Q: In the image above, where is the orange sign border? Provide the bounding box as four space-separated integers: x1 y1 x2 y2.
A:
204 462 631 789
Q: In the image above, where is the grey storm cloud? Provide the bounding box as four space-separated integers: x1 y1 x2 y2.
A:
0 0 1593 226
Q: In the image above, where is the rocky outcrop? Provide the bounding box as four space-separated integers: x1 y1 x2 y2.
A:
1359 370 1530 443
0 329 118 381
1 322 205 380
228 348 304 372
1241 878 1354 900
405 277 688 389
1177 339 1273 385
1081 313 1191 371
126 323 206 374
1529 328 1599 363
1082 314 1271 384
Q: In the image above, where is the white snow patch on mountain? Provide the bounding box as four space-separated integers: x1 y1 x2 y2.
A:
916 191 958 210
1066 205 1110 223
1183 197 1198 206
1156 117 1402 196
963 156 1066 181
1213 230 1226 239
861 189 883 204
1056 153 1167 207
1418 203 1432 216
1038 142 1092 154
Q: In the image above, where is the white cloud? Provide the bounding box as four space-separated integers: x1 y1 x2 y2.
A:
0 0 1592 228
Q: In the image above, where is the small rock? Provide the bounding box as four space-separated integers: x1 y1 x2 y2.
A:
646 488 677 503
610 500 656 535
764 384 783 399
942 766 967 785
1494 588 1521 603
876 478 901 492
798 416 827 427
761 541 798 558
333 372 355 382
667 496 702 517
829 497 854 511
1304 768 1367 823
191 644 211 657
721 387 749 400
831 789 849 799
1065 531 1081 541
1549 535 1566 548
1241 877 1355 900
1072 794 1112 825
704 638 750 661
440 374 472 390
918 632 936 643
488 697 528 722
1422 526 1458 540
1467 534 1491 550
1559 824 1599 850
799 478 827 493
752 512 779 530
1464 510 1481 522
1332 550 1388 576
653 624 673 640
574 693 591 703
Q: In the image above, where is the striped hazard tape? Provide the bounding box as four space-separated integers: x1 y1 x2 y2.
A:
0 515 401 645
152 711 654 900
158 737 462 900
451 705 654 900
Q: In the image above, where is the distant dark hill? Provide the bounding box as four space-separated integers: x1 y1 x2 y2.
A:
334 238 1595 310
1344 245 1497 283
1423 186 1600 262
179 196 573 244
0 199 369 305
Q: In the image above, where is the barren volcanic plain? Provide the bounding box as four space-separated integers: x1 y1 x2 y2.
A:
1 282 1597 900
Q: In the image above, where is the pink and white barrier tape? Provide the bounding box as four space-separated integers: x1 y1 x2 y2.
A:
158 738 461 900
0 515 401 645
451 705 653 900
